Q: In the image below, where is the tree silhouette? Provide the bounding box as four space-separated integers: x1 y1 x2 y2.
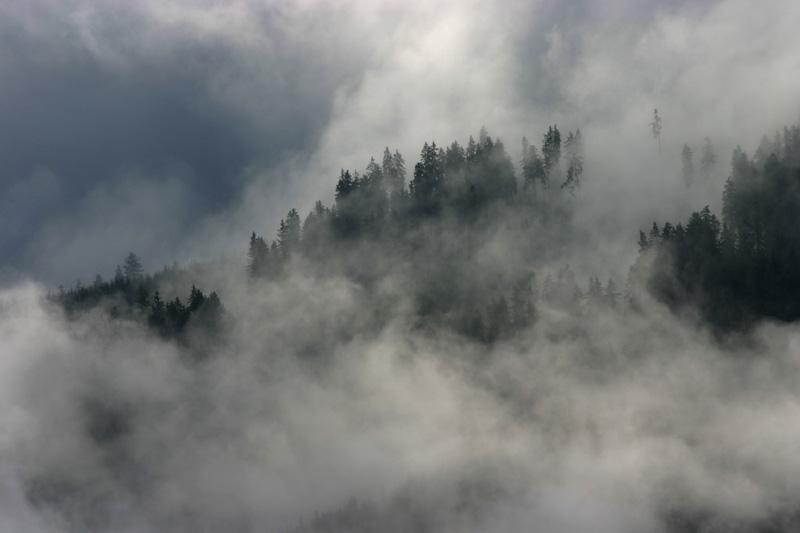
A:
123 253 143 281
649 108 662 155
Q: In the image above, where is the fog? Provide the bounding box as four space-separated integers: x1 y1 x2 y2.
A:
3 0 800 531
3 267 800 531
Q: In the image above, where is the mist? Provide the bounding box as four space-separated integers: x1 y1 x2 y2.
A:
4 267 800 531
3 0 800 531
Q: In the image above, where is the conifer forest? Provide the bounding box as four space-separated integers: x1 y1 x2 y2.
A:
3 2 800 532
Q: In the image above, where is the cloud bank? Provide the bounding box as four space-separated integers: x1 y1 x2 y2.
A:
3 269 800 531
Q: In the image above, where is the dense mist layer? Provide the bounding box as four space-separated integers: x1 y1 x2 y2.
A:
4 265 800 532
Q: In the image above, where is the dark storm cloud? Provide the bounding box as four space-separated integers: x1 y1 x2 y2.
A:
0 0 371 285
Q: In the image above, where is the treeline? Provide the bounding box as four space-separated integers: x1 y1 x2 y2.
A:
52 121 800 342
244 126 635 343
634 125 800 329
49 252 226 345
247 125 584 276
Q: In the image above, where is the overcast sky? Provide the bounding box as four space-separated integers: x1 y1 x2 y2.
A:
2 0 799 286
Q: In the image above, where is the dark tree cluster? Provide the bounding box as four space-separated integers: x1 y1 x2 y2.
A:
246 126 590 342
633 124 800 329
146 284 225 340
50 253 226 347
678 136 717 188
248 124 584 262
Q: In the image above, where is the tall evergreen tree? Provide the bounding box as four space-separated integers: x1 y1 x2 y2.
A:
382 147 405 204
165 297 189 333
649 222 661 245
541 125 562 187
444 141 466 179
123 253 144 281
278 209 302 257
410 142 443 214
562 129 584 193
466 136 478 162
149 291 166 329
604 278 619 310
650 108 662 155
135 285 150 312
522 138 546 199
335 169 356 201
700 137 717 181
188 285 206 312
681 143 694 188
393 150 406 191
364 157 388 219
247 232 269 277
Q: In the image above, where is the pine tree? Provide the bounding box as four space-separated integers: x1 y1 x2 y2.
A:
649 222 661 245
681 144 694 188
277 209 302 257
605 278 619 310
123 253 144 281
410 142 443 214
662 222 674 240
393 150 406 190
135 285 150 312
522 139 546 199
149 291 166 329
247 232 269 277
166 297 189 332
364 157 388 218
586 276 603 311
335 169 356 201
721 178 737 227
444 141 466 179
541 125 562 187
188 284 206 312
382 147 402 206
638 230 650 253
479 126 489 147
650 109 662 155
562 129 584 193
466 136 478 162
700 137 717 181
197 291 225 334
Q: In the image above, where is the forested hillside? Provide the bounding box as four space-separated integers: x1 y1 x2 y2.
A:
31 120 800 533
52 122 800 344
634 125 800 330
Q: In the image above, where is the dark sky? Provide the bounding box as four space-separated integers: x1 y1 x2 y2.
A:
1 0 798 286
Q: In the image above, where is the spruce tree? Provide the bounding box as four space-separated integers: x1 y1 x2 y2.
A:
188 285 205 312
681 143 694 188
123 253 144 281
700 137 717 181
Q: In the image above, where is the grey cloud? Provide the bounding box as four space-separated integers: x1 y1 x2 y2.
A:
0 0 372 285
3 269 800 531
